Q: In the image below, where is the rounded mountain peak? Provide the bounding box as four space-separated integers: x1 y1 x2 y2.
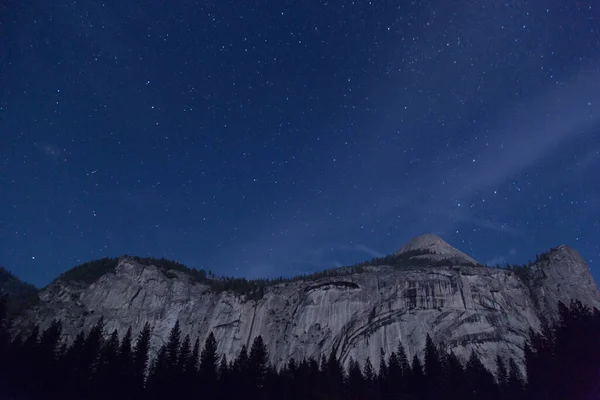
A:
396 234 479 266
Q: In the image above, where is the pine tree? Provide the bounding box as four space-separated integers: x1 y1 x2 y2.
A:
445 351 468 400
1 333 22 396
21 325 40 358
397 340 411 395
183 338 200 397
178 334 191 368
147 345 168 399
397 340 411 377
36 320 63 396
249 335 268 400
363 357 376 398
424 334 443 396
165 321 181 374
78 318 105 398
231 344 249 399
524 328 548 399
286 357 298 375
495 354 507 394
409 354 424 396
0 295 10 394
234 344 249 372
95 329 120 398
363 357 375 382
346 358 364 400
199 332 219 399
378 348 389 399
281 357 298 400
327 350 345 400
144 321 181 398
17 326 40 394
546 300 599 399
0 295 9 358
118 327 134 398
62 331 86 397
465 350 497 400
386 351 401 397
217 354 231 400
506 358 525 400
132 323 151 395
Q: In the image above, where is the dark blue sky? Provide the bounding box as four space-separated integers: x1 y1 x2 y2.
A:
1 0 599 287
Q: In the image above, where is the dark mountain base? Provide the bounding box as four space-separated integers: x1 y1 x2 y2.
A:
1 296 598 400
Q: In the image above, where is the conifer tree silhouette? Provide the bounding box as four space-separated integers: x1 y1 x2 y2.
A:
495 354 508 394
231 344 249 398
147 345 168 399
217 354 231 400
409 353 425 399
465 350 497 399
363 357 376 398
378 348 389 399
62 330 85 397
396 339 411 393
165 321 181 375
0 296 9 358
17 325 40 394
95 329 120 398
386 351 401 396
176 334 191 396
117 326 134 398
0 297 598 400
327 349 345 400
506 357 525 400
199 332 219 399
445 351 468 400
249 335 268 400
183 337 199 397
424 334 443 396
132 322 152 396
346 358 364 400
77 317 105 398
36 320 62 396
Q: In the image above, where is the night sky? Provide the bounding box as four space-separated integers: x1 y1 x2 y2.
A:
1 1 599 288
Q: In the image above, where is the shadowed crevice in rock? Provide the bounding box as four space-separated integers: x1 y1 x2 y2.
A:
305 281 360 292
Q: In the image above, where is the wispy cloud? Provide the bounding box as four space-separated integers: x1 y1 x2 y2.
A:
449 65 599 196
575 148 600 172
373 63 600 235
449 210 526 237
335 244 384 258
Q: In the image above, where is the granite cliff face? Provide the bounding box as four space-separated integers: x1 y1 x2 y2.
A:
12 235 600 373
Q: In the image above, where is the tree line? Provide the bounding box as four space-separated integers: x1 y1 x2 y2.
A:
0 266 39 315
49 246 559 303
56 249 457 302
0 296 598 399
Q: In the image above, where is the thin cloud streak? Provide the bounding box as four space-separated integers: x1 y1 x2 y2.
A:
373 64 600 233
336 244 385 258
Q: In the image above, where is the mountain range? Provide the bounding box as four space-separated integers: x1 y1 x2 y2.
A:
7 234 600 373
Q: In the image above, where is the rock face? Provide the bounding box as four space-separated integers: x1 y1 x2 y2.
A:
12 236 600 373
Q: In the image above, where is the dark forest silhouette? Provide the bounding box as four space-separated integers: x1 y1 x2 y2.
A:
0 297 598 399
